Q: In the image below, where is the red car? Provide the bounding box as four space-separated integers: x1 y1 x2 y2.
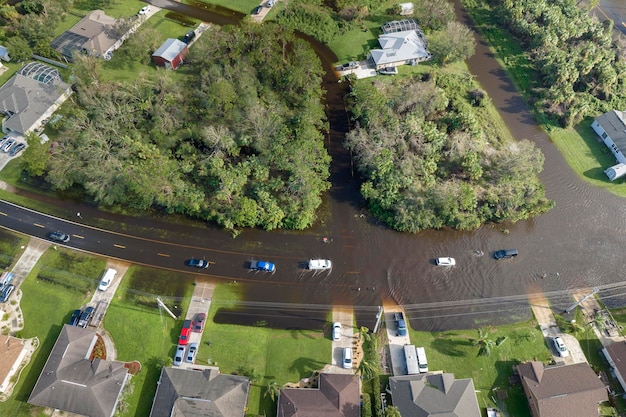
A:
193 313 206 333
178 320 192 345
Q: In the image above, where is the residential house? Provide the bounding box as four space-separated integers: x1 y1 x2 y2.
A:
389 372 481 417
603 341 626 393
152 39 189 70
149 367 250 417
369 29 430 70
0 62 71 135
28 324 131 417
277 373 360 417
591 110 626 180
51 10 125 60
517 361 608 417
0 335 28 395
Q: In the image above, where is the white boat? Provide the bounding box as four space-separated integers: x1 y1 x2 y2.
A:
379 67 398 75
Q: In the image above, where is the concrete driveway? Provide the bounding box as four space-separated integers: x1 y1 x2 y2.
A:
328 308 355 374
383 308 411 376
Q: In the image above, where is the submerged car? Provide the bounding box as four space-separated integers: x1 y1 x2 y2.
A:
48 231 70 243
435 257 456 266
185 259 209 269
493 249 518 259
249 260 275 272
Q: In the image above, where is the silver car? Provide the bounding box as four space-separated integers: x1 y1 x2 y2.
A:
174 345 186 366
185 342 198 363
1 138 15 152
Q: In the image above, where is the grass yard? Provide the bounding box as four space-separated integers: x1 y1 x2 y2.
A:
408 321 550 416
104 265 193 417
0 230 28 270
0 248 101 417
199 282 332 417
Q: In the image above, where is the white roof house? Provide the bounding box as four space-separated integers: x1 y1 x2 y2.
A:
369 30 430 69
591 110 626 180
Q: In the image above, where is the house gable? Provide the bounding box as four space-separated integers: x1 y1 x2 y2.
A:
369 30 430 68
28 325 130 417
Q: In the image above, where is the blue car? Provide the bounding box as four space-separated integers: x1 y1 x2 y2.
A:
185 259 209 269
249 260 275 272
69 309 82 326
0 284 14 302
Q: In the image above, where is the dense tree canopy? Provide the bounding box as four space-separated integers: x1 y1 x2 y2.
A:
493 0 626 126
41 24 331 231
345 71 553 232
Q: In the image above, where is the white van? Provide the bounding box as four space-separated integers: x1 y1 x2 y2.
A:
308 259 332 270
416 347 428 373
342 347 352 369
98 268 117 291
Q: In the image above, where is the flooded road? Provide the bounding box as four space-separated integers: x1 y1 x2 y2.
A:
35 0 626 329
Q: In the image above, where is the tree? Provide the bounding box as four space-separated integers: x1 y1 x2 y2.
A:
473 328 496 357
264 381 280 402
357 358 379 381
429 21 476 65
385 406 402 417
22 132 50 177
5 36 32 62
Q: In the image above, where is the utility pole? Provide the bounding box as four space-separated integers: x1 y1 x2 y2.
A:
565 288 599 314
373 306 384 333
156 297 178 319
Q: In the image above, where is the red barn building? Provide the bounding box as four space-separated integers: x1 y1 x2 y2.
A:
152 38 188 70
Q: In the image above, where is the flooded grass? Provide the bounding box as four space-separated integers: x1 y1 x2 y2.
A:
0 229 28 269
34 249 106 297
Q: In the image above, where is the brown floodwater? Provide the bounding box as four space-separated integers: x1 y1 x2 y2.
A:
51 0 626 330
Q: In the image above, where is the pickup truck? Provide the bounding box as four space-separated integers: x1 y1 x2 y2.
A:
307 259 332 270
394 312 407 336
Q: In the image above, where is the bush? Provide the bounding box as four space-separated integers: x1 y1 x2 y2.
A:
361 393 372 417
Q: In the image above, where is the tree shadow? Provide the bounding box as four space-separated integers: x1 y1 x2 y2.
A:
287 356 327 378
134 357 163 417
430 336 472 357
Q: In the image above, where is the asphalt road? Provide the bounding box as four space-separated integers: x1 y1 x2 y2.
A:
0 200 299 284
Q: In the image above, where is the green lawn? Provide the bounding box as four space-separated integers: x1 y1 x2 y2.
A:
198 282 331 417
409 322 550 415
0 248 101 417
0 230 28 270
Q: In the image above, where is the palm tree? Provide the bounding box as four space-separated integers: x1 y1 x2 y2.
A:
357 326 370 343
357 358 379 381
264 381 280 402
473 328 496 357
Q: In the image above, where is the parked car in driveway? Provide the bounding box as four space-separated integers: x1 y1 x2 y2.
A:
174 345 185 366
193 313 206 333
68 309 81 326
342 347 352 369
78 306 94 328
0 284 14 302
1 138 15 152
98 268 116 291
186 342 198 363
138 5 150 15
552 336 569 357
182 30 196 44
185 259 209 269
249 260 275 272
252 5 262 14
435 257 455 266
179 319 192 345
9 142 25 157
48 231 70 243
332 322 341 341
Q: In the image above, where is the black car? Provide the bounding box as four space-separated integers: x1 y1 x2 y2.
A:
9 142 25 157
252 5 262 14
186 259 209 269
69 309 82 326
183 30 196 44
48 231 70 243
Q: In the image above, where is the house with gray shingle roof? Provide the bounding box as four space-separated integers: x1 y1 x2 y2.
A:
517 361 608 417
0 66 71 135
277 373 360 417
369 29 430 70
28 324 131 417
389 372 480 417
149 367 250 417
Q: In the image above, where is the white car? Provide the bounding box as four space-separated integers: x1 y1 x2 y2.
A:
342 347 352 369
435 257 456 266
138 5 150 15
332 322 341 341
307 259 332 270
552 336 569 357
